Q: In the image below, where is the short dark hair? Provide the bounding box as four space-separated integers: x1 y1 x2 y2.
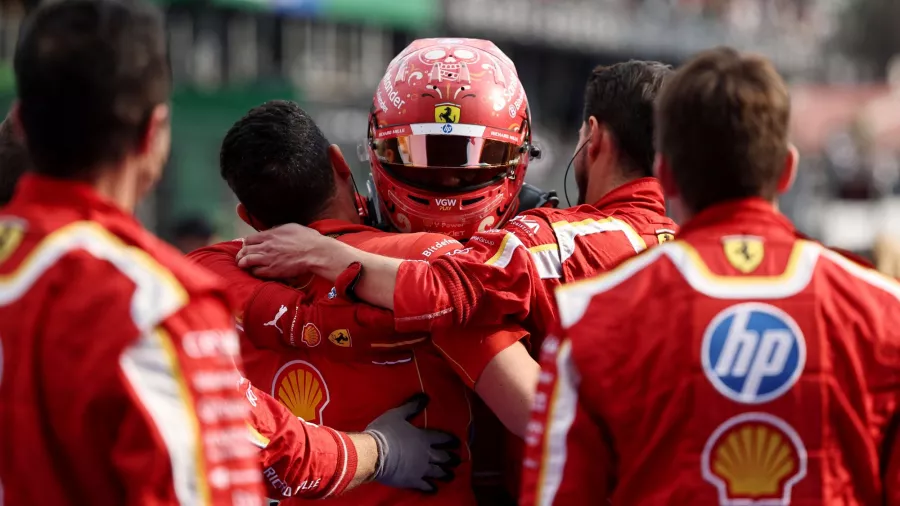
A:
656 47 791 212
220 100 336 227
583 61 673 178
14 0 169 178
0 118 31 206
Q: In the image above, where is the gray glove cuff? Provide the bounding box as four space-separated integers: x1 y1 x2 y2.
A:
365 429 388 481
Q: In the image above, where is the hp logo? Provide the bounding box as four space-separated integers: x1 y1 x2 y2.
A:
441 124 453 134
701 303 806 404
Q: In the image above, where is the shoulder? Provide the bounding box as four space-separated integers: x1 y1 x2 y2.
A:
188 240 243 261
501 211 558 246
554 242 678 329
817 245 900 305
186 240 243 275
45 220 223 331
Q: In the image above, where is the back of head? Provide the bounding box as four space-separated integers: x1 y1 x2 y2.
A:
583 61 673 178
14 0 169 178
220 100 335 227
0 118 31 205
656 47 791 213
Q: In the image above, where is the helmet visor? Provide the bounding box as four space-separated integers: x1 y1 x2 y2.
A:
382 162 509 193
373 134 522 169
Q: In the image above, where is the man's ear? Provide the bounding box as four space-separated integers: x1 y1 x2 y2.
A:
587 116 603 159
136 103 170 156
328 144 352 181
236 202 266 231
777 143 799 194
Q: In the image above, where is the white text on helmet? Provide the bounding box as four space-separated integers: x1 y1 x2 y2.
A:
435 198 457 210
382 74 406 110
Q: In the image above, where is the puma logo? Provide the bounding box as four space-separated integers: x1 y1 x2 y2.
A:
264 305 288 334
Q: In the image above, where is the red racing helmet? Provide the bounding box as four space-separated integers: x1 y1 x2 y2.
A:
366 38 539 240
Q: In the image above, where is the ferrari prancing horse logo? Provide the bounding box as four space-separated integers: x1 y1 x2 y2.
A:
435 103 460 124
723 236 764 274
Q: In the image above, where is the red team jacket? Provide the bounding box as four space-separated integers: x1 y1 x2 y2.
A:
190 219 527 506
392 178 678 346
522 199 900 505
0 175 263 505
0 175 359 505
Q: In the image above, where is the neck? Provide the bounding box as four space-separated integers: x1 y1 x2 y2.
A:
90 163 142 213
316 191 363 225
678 197 780 224
583 164 633 205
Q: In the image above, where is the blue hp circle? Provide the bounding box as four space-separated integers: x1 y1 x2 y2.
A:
701 302 806 405
441 124 453 134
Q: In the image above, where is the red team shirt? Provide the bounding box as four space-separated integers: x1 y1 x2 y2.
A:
190 219 527 505
0 175 264 505
522 199 900 505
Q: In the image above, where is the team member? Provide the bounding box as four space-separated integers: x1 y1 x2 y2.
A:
0 1 263 503
236 61 677 348
189 91 534 504
0 2 455 504
523 48 900 505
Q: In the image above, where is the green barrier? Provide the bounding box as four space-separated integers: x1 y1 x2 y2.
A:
319 0 439 29
150 0 439 29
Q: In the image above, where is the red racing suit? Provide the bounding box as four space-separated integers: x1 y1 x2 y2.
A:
392 177 677 346
521 199 900 505
190 219 527 506
0 174 264 505
0 175 359 505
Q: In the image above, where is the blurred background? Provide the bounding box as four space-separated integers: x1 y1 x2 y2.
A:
0 0 898 254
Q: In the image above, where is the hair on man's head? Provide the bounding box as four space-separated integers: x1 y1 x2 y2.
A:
583 60 673 178
656 47 791 213
220 100 336 227
14 0 170 178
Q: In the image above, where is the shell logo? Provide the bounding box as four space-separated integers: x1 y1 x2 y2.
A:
702 412 807 506
270 360 330 424
301 323 321 348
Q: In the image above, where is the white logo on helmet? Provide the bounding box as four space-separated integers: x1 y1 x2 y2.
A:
478 216 496 232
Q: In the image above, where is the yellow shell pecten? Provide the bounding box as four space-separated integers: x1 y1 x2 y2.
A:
711 422 797 497
277 368 324 422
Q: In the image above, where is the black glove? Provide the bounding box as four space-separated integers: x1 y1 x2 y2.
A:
365 393 461 493
517 182 560 214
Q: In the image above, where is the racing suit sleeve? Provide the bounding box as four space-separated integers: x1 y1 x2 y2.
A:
188 246 395 352
393 219 557 335
519 336 613 506
112 293 265 505
240 233 465 350
242 380 358 500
